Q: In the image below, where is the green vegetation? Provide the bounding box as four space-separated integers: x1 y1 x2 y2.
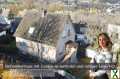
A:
0 35 16 52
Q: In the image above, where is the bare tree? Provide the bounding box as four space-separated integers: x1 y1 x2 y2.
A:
31 15 61 46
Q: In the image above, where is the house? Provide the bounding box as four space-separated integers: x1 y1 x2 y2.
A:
1 8 10 17
0 16 10 36
107 24 120 63
107 24 120 42
9 17 22 34
106 6 120 15
0 16 10 26
73 22 89 47
14 10 77 63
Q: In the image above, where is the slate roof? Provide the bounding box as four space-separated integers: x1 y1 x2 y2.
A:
14 10 72 46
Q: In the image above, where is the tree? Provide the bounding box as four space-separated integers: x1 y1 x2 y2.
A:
8 4 18 19
47 2 64 12
22 0 35 9
31 15 60 46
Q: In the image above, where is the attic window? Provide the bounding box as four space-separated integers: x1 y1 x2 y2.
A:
28 27 35 34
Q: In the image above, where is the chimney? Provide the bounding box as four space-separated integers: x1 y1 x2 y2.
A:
42 9 47 17
44 9 47 16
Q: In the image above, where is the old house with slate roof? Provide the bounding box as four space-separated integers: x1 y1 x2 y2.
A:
14 10 88 63
14 10 75 63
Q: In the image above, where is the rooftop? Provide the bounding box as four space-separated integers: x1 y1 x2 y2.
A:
14 10 72 46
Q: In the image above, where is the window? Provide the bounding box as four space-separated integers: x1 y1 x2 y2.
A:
28 27 35 34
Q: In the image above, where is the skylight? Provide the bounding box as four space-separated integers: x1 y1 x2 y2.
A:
28 27 35 34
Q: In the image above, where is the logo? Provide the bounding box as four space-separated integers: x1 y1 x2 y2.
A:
111 69 120 79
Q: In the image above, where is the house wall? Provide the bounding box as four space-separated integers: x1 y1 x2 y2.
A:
108 24 120 42
16 37 56 63
80 27 86 34
56 20 76 62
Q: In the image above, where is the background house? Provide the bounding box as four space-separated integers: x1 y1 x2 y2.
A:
14 10 77 63
0 16 10 36
73 23 89 46
107 24 120 63
107 24 120 42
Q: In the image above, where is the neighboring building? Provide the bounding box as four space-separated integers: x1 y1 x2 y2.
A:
10 17 22 34
73 23 89 46
0 16 10 25
73 23 87 34
0 16 10 36
14 10 77 63
107 24 120 64
1 8 10 17
107 24 120 42
106 6 120 15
